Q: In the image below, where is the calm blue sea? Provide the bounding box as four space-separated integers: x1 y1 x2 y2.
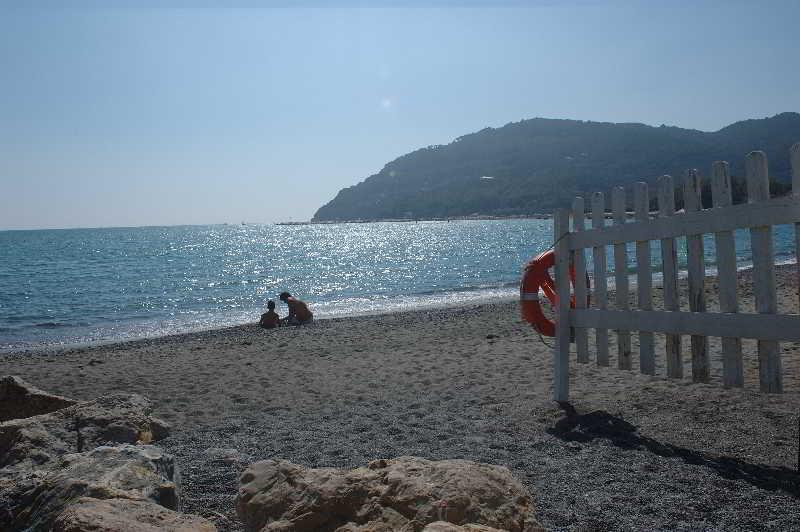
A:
0 220 796 351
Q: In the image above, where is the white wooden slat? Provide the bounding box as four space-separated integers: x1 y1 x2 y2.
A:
570 309 800 342
569 195 800 250
792 143 800 314
553 209 572 401
634 183 655 375
611 187 632 370
572 197 589 364
591 193 609 366
657 175 682 379
746 151 782 393
684 170 709 382
711 161 743 387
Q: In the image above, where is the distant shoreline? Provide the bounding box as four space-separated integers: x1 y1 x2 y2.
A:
276 213 553 225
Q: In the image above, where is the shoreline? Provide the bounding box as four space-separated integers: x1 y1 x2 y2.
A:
0 291 520 357
4 259 796 357
278 214 554 225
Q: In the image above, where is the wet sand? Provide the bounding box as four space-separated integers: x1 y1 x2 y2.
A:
2 265 799 531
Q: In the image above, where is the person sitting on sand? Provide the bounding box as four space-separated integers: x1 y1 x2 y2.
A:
259 300 281 329
279 292 313 325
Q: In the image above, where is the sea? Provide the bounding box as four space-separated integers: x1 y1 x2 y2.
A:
0 220 796 351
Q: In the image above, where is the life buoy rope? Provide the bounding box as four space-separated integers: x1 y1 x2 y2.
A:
520 250 590 338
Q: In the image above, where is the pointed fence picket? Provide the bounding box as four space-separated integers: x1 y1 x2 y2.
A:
572 197 589 364
611 187 632 370
634 182 655 375
711 161 743 387
746 152 782 393
591 193 609 367
684 170 709 382
657 175 682 379
552 144 800 401
791 142 800 312
794 143 800 315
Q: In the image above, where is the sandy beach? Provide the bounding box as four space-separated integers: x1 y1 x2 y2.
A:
2 265 800 531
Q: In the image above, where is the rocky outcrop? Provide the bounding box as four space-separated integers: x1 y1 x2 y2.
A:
237 456 543 532
0 376 215 531
52 498 217 532
422 523 506 532
5 444 181 530
0 375 77 422
334 521 506 532
0 391 170 471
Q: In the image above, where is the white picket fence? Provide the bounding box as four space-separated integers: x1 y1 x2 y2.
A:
552 144 800 401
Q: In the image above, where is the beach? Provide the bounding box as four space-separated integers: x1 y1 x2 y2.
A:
2 265 800 531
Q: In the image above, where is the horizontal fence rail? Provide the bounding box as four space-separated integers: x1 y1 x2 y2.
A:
571 309 800 342
552 144 800 401
570 195 800 250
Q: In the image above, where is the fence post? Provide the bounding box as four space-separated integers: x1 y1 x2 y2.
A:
611 187 632 370
684 169 709 382
746 151 782 393
572 197 589 364
657 175 682 378
791 143 800 315
712 161 743 387
553 208 572 402
634 182 655 375
591 193 609 366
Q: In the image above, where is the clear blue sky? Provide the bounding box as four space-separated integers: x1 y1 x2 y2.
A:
1 1 798 229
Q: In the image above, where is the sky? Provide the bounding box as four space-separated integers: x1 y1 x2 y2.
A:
1 1 799 230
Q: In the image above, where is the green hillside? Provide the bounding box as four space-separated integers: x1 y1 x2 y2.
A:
313 112 800 221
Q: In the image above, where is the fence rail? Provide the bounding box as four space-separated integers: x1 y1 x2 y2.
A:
552 144 800 401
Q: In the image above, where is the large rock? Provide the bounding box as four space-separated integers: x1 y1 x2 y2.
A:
53 498 217 532
237 456 543 532
0 378 214 531
0 375 77 422
0 392 170 471
0 391 173 524
335 521 505 532
6 444 181 530
422 523 506 532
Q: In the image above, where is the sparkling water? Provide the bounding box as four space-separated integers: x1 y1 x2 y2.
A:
0 220 795 350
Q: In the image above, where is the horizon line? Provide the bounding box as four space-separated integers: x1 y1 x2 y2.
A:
0 221 288 232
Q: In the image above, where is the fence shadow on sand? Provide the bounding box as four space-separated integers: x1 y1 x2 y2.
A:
547 402 800 497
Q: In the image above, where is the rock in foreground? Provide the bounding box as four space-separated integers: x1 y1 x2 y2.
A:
0 375 77 422
0 376 215 531
11 444 181 530
237 456 543 532
0 390 170 472
422 523 506 532
53 497 217 532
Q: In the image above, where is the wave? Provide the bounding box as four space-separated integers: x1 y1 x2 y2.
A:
33 322 72 329
397 280 520 298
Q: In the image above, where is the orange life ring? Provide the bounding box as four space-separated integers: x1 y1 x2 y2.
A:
520 250 590 337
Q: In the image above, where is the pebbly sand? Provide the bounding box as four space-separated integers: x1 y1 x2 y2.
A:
2 265 800 531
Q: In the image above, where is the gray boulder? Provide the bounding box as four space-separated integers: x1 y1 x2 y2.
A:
0 375 77 422
52 497 217 532
6 444 180 530
0 377 214 531
422 523 507 532
236 456 543 532
0 391 170 471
